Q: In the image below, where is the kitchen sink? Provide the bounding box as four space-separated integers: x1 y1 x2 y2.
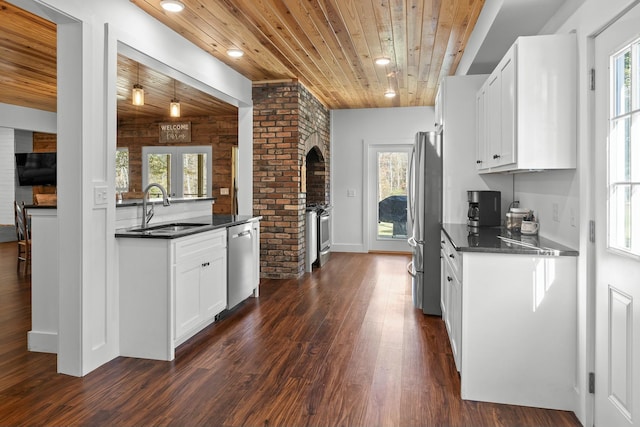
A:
129 222 210 234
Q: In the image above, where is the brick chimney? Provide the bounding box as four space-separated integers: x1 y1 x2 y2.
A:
253 81 330 279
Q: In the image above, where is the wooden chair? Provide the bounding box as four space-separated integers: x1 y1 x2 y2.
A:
14 201 31 271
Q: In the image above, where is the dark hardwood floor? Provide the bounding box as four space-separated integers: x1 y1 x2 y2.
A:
0 241 581 426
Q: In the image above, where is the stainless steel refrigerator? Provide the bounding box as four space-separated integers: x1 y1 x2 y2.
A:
408 131 442 316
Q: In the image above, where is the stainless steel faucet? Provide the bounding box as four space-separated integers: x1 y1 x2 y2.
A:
141 183 171 229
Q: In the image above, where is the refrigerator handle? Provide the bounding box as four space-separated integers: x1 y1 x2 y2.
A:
407 261 415 277
408 144 416 226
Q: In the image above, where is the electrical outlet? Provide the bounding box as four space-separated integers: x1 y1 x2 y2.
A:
347 189 356 197
570 208 576 227
220 188 230 195
552 203 559 222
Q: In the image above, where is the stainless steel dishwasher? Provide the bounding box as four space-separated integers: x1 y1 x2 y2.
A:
227 222 254 309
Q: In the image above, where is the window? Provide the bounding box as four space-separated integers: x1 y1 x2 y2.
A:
142 146 212 198
116 148 129 192
609 38 640 255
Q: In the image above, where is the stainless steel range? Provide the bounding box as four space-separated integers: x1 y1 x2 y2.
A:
316 205 331 266
306 204 332 268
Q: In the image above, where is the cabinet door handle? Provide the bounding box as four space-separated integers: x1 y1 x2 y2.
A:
447 276 453 282
493 154 501 159
202 262 210 267
476 160 482 164
449 254 455 259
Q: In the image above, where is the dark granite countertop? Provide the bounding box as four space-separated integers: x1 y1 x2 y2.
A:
441 223 579 256
116 197 215 208
115 214 261 239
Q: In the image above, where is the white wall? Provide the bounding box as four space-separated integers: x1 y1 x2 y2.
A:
0 128 15 225
331 106 433 252
514 170 579 247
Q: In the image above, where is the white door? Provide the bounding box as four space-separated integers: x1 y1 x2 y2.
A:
366 142 412 252
594 5 640 426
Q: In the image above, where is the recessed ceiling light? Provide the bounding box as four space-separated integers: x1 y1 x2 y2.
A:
384 90 396 98
160 0 185 12
375 57 391 66
227 48 244 58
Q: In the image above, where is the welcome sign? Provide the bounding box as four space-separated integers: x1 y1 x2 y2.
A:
159 122 192 143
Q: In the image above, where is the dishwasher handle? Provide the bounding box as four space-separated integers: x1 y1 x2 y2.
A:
231 229 252 239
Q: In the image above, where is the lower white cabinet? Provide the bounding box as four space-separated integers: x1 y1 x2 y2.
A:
119 228 227 361
440 230 577 410
174 230 227 345
441 231 462 372
460 252 577 410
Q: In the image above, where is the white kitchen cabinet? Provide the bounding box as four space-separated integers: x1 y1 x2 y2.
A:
119 228 227 361
438 74 493 225
477 34 576 173
174 229 227 345
434 84 443 128
475 82 488 170
440 228 577 410
461 252 577 410
441 231 462 372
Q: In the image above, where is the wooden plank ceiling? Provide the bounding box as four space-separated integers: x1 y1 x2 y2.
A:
0 0 485 115
132 0 486 109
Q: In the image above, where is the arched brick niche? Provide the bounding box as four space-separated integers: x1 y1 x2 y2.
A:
304 133 328 206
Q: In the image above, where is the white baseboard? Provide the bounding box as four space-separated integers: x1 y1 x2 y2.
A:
331 243 366 253
28 330 58 354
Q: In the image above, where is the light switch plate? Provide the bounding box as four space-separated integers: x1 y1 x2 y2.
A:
94 185 108 205
347 189 356 197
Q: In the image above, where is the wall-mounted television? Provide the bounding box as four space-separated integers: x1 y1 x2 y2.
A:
15 152 57 186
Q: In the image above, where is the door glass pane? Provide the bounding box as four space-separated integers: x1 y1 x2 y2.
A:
614 48 631 116
182 153 207 198
377 151 408 239
147 153 171 197
610 116 631 183
634 43 640 110
609 38 640 255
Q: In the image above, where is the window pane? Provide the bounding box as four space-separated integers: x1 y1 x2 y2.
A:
182 153 207 198
377 151 408 240
633 114 640 182
610 116 631 183
147 153 171 197
634 42 640 110
610 184 632 250
614 48 631 116
115 149 129 192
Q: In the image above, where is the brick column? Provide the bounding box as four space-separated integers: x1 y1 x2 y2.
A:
253 82 305 279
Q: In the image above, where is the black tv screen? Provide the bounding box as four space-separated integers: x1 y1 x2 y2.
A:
15 152 57 186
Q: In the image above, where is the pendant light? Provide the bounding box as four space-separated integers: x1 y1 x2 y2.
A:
170 79 181 117
131 63 144 106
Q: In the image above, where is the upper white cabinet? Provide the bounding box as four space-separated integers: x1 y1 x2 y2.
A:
475 82 488 170
476 34 576 173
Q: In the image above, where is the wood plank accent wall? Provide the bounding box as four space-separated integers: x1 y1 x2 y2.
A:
253 82 330 280
117 115 238 214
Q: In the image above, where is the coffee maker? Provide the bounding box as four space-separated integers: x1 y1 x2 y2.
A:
467 190 501 230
